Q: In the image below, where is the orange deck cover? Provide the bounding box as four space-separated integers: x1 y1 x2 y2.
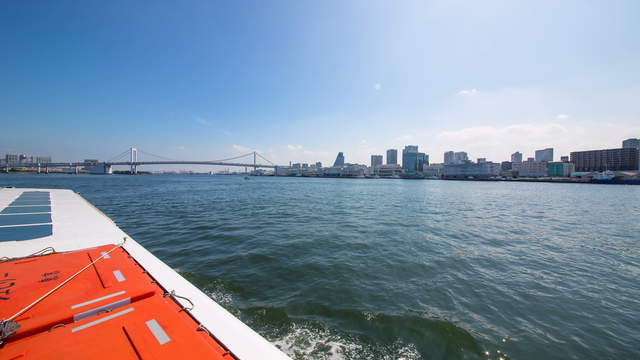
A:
0 245 233 359
1 245 156 341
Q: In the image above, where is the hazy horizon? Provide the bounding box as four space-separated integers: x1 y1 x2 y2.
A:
1 1 639 169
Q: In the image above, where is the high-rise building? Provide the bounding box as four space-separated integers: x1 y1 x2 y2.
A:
570 148 640 171
535 148 554 162
511 151 523 163
453 152 468 164
419 153 429 169
402 146 418 172
477 158 486 164
371 155 383 169
560 156 569 162
623 138 640 149
315 162 322 168
5 154 19 166
333 152 345 167
402 146 427 172
386 149 398 165
444 151 454 165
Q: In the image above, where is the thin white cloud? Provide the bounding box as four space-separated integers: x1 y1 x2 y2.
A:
195 116 212 127
286 144 303 151
556 114 570 120
176 146 186 151
231 144 250 152
374 83 382 91
457 88 478 96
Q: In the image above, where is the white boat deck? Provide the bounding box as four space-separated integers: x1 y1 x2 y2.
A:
0 187 290 360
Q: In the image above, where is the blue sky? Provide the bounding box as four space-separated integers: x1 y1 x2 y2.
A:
1 0 639 168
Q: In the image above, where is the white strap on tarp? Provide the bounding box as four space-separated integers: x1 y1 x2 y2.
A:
3 239 126 323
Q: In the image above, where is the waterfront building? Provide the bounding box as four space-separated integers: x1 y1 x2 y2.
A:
421 154 429 167
402 146 427 172
371 155 383 170
570 148 640 171
424 163 444 177
622 138 640 149
621 139 640 169
5 154 19 166
535 148 554 162
322 167 342 177
453 152 468 164
548 162 575 177
501 161 512 170
513 158 548 177
341 164 368 177
560 156 569 162
315 162 322 168
292 163 301 169
333 152 345 167
477 158 486 164
386 149 398 165
443 162 500 179
302 163 309 169
82 159 100 171
3 154 51 166
402 146 418 171
377 164 402 177
511 151 523 163
444 151 454 165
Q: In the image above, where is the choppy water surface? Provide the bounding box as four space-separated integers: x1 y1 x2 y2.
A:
2 174 639 359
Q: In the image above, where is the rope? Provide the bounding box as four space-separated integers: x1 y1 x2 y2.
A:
2 239 126 323
0 247 56 263
162 290 194 311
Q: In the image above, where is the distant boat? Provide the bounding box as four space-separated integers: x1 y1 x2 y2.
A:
593 170 615 180
244 176 250 180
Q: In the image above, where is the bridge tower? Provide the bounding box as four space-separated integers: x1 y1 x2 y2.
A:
253 151 257 174
130 147 138 175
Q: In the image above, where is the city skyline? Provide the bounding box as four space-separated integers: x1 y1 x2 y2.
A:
1 1 639 170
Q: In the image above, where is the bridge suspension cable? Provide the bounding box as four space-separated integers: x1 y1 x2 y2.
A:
208 152 255 163
255 152 275 165
104 147 280 168
107 149 131 162
137 149 177 162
